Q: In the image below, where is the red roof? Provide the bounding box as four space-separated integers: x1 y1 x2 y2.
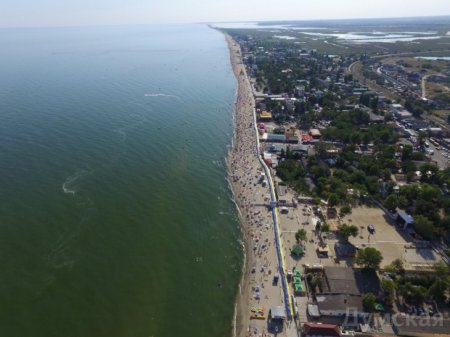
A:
303 323 341 337
301 134 313 142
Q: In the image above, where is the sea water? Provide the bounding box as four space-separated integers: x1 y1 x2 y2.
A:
0 24 242 337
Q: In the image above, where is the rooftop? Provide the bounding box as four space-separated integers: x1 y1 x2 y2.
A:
324 267 381 295
316 293 364 313
303 322 341 337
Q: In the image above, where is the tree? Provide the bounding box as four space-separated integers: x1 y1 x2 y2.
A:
295 229 307 243
381 279 396 294
362 293 377 312
328 193 339 208
398 282 426 305
321 223 330 233
383 194 398 212
339 224 359 241
433 261 450 277
339 205 352 217
413 215 435 240
427 279 448 301
385 258 405 275
356 247 383 270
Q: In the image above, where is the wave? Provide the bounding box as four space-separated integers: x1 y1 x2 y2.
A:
144 93 182 101
62 170 91 195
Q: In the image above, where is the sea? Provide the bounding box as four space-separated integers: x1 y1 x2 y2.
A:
0 24 243 337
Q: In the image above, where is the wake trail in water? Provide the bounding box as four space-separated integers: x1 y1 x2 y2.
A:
62 169 92 195
144 93 183 101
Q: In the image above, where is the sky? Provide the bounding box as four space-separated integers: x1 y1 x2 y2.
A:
1 0 450 27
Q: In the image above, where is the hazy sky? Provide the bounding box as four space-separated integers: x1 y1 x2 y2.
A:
1 0 450 27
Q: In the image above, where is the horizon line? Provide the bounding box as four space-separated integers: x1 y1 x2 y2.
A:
1 14 449 30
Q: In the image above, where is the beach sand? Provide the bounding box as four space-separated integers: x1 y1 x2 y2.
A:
224 33 286 337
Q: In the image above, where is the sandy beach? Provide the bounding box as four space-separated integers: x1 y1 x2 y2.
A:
224 33 286 337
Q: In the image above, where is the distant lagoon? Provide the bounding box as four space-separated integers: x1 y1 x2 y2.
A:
415 56 450 61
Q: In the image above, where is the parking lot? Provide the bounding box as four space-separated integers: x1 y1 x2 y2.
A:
429 142 450 169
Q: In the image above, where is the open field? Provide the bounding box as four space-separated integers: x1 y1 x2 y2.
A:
344 206 444 270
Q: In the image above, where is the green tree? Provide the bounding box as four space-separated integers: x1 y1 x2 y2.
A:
356 247 383 270
339 224 359 241
385 258 405 275
339 205 352 217
381 279 396 294
321 223 330 233
413 215 435 240
295 229 307 243
362 293 377 312
398 282 426 305
433 261 450 276
383 194 398 212
427 279 448 301
328 193 339 207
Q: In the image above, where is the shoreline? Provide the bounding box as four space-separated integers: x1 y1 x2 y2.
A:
222 32 283 337
223 31 292 337
224 32 255 337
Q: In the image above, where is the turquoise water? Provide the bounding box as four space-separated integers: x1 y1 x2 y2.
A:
0 24 242 337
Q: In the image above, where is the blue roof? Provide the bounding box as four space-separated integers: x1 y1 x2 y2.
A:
266 134 286 142
397 210 414 224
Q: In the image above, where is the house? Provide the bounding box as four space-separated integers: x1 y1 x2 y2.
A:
309 129 322 139
303 323 341 337
316 294 368 318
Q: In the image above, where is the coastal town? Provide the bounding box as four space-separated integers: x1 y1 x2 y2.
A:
221 22 450 337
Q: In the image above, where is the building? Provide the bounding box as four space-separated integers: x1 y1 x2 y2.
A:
311 267 380 319
316 294 368 318
324 267 380 295
302 134 314 143
296 85 305 97
286 136 299 144
396 210 414 229
269 306 286 321
310 129 322 139
262 134 287 143
395 110 413 120
259 111 272 121
303 323 341 337
353 87 369 95
263 144 309 154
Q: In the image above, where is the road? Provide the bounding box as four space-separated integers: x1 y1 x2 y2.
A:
422 74 430 100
